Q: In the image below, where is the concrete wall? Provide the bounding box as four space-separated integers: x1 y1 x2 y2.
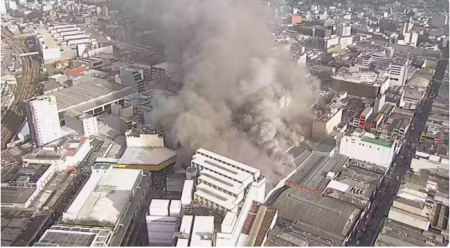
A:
339 135 396 168
126 134 164 147
42 48 61 64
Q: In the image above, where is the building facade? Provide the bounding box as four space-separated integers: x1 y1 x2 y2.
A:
26 95 62 147
120 67 145 93
337 129 396 168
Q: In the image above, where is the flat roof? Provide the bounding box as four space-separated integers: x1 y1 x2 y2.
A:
118 147 176 166
63 167 141 224
376 219 446 246
45 76 135 112
42 80 63 92
181 180 194 203
35 226 113 247
361 135 393 148
191 216 214 247
1 187 36 205
177 215 194 246
36 230 96 246
287 153 347 193
332 67 380 85
37 28 59 49
273 188 361 239
1 209 51 246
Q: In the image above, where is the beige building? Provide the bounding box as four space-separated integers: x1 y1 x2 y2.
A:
312 106 343 139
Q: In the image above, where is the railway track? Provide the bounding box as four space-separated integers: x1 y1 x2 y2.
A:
1 28 39 149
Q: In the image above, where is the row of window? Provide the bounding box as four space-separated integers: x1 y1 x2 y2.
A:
196 152 254 175
198 179 238 199
195 195 228 214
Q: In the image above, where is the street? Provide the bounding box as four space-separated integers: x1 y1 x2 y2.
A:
348 57 449 246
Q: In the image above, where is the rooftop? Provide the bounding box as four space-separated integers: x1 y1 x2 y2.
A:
1 187 36 205
37 28 59 49
332 67 384 86
118 147 176 166
65 66 88 76
34 226 113 247
376 219 447 247
62 165 141 225
190 216 214 247
1 209 51 246
286 153 348 193
273 188 361 242
45 76 135 112
1 163 51 185
361 135 394 148
242 202 278 247
41 80 63 93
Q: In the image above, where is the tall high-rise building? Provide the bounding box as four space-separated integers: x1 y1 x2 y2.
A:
389 58 409 87
26 95 62 147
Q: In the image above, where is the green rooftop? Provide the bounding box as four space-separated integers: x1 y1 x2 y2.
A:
361 136 393 148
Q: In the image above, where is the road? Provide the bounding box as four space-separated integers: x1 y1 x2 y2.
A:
347 57 449 246
1 28 39 149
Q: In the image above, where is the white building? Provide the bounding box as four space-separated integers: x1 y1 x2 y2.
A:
178 149 268 246
36 24 105 64
147 199 180 245
338 25 351 37
64 111 99 137
338 129 397 168
389 59 409 87
192 148 266 204
26 95 62 147
339 36 354 48
411 152 449 174
0 0 7 15
181 180 194 205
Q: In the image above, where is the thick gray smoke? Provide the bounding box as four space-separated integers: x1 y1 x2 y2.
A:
148 0 319 183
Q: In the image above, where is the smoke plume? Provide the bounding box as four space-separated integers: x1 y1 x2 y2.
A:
148 0 319 183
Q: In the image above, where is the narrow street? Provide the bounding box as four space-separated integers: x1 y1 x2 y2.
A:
348 57 448 246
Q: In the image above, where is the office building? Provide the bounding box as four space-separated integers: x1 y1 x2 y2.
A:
26 95 62 147
150 62 181 84
389 59 408 87
120 67 145 93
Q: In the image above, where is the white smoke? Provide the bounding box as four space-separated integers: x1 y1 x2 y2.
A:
148 0 319 183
